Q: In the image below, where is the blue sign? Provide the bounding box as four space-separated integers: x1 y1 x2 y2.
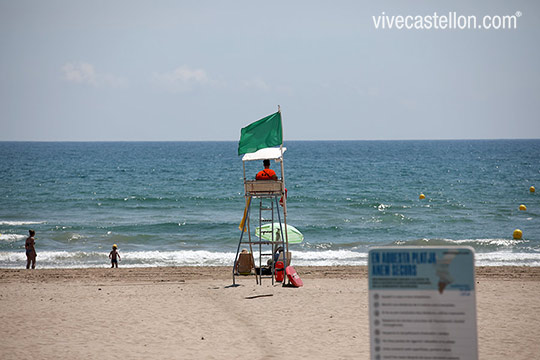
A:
369 247 475 293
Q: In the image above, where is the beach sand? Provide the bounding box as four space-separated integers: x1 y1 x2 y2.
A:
1 266 539 359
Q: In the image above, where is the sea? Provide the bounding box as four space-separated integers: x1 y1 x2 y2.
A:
1 140 539 268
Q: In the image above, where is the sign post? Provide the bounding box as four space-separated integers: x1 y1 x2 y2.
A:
368 247 478 360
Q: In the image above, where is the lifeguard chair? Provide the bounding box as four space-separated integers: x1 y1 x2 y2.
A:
233 147 289 285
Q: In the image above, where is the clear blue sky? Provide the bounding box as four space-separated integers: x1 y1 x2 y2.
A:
1 0 539 141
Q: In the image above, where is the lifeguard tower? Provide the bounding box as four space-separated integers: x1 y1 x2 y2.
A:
233 108 291 285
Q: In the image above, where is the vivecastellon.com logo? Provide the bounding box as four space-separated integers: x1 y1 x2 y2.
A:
372 11 522 30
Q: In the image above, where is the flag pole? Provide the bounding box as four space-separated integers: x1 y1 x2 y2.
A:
278 105 290 270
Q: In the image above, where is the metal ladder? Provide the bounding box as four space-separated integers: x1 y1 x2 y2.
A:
258 196 275 284
233 193 286 285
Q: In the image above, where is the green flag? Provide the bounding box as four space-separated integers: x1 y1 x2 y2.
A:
238 111 282 155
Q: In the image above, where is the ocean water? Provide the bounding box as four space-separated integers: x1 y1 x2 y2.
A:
1 140 539 268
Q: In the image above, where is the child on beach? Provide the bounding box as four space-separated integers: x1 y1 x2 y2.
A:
109 244 121 268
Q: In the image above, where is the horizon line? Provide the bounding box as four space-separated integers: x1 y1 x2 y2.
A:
1 138 539 143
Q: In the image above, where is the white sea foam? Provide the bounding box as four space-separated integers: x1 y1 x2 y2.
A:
0 234 26 242
475 252 540 266
0 221 45 226
124 250 237 266
68 234 83 241
0 249 367 268
453 238 525 247
1 249 539 268
393 237 527 249
291 250 368 266
377 203 391 211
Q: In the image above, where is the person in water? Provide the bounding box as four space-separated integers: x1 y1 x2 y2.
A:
25 229 36 269
256 159 278 180
109 244 121 268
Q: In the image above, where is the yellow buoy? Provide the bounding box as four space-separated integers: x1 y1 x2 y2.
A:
419 193 425 200
519 204 527 211
513 229 523 240
530 186 536 193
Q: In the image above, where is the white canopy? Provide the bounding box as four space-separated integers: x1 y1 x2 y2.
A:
242 147 287 162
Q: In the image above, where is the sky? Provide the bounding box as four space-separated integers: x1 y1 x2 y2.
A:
1 0 539 141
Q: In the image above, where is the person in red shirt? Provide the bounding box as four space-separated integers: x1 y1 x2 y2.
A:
256 159 278 180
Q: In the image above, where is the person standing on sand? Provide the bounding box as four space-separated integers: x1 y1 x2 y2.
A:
256 159 278 180
109 244 121 268
25 229 36 269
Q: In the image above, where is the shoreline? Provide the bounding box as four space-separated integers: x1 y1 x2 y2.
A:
2 265 540 283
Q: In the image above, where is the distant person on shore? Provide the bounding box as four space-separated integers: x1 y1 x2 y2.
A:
256 159 278 180
435 250 458 294
25 229 36 269
109 244 121 268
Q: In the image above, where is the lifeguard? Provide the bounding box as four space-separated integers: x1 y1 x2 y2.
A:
256 159 278 180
